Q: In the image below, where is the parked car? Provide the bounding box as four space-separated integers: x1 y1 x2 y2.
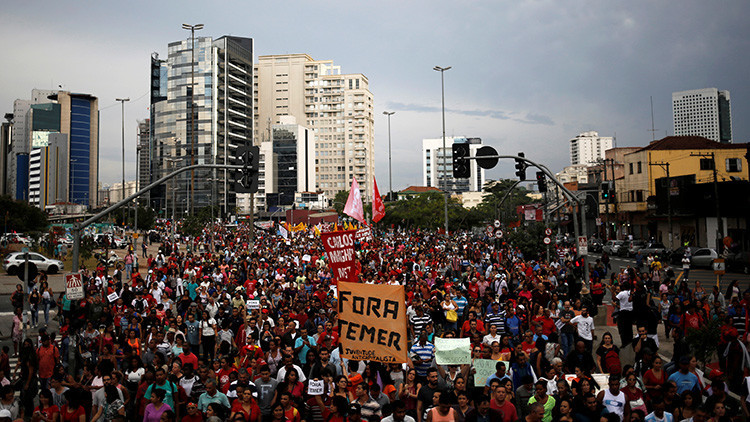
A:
589 237 603 253
3 251 64 275
669 246 701 265
0 233 32 246
639 242 669 259
627 240 647 257
689 248 719 268
603 240 626 256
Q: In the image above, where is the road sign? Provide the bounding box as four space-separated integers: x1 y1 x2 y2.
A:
17 260 38 283
133 233 139 239
65 273 85 300
494 220 501 228
495 230 503 239
578 236 588 256
486 225 494 235
713 259 726 275
545 228 552 236
476 146 499 169
543 237 551 245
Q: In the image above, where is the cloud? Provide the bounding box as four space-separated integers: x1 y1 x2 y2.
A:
385 102 553 126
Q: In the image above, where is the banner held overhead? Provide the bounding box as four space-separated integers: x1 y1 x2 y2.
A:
338 282 408 363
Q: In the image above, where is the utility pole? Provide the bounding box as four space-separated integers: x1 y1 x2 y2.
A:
649 156 673 248
691 152 723 251
602 159 610 240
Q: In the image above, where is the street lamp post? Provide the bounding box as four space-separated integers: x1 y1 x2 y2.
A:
182 23 204 216
383 111 395 201
116 98 130 228
433 65 451 235
135 144 141 252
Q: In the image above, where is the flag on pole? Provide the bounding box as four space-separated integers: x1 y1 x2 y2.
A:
373 177 385 223
343 177 366 224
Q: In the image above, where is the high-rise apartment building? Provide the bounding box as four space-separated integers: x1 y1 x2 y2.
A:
422 137 485 193
254 54 374 202
672 88 732 143
136 119 150 202
150 35 253 217
0 114 12 196
569 131 613 166
6 90 98 206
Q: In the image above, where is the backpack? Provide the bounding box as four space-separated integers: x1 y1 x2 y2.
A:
604 349 622 375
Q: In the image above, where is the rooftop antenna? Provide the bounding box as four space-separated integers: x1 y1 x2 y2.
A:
613 131 617 148
648 96 659 141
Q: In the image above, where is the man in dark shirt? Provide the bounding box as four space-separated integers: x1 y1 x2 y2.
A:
565 341 596 374
632 325 658 363
574 393 604 422
416 368 441 422
307 347 336 380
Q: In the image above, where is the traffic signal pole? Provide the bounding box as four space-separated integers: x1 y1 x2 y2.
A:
464 153 590 286
71 163 244 272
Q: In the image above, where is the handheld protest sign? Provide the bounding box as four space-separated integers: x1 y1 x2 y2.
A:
338 282 407 363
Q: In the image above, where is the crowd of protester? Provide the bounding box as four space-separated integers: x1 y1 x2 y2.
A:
3 222 749 422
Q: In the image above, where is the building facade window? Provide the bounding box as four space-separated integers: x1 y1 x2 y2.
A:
726 158 742 172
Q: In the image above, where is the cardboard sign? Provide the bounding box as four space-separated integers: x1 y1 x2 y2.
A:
107 292 119 303
338 282 407 363
473 359 502 387
355 227 373 242
321 230 359 283
65 273 84 300
307 379 324 396
247 300 260 310
302 254 311 262
435 337 471 365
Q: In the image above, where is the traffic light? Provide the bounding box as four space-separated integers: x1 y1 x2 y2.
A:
536 171 547 193
236 145 260 193
514 152 526 181
601 182 610 199
452 143 471 178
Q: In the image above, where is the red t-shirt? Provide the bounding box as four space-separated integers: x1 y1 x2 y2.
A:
490 399 518 422
60 405 86 422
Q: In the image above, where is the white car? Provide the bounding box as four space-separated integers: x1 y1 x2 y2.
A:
690 248 719 268
3 252 64 275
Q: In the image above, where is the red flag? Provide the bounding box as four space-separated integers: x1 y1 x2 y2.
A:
372 178 385 223
343 177 366 224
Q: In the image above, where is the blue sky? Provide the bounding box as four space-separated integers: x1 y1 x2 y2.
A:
2 1 748 190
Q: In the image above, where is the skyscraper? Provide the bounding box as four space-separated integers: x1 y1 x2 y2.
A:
150 35 253 217
569 131 613 166
254 54 375 202
672 88 732 143
7 90 98 206
422 136 485 193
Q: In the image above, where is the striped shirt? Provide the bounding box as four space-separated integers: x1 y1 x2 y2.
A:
453 296 468 317
410 314 432 336
410 341 435 376
486 311 506 333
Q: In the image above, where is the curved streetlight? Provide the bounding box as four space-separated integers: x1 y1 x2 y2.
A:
433 66 451 234
383 111 395 201
182 23 204 215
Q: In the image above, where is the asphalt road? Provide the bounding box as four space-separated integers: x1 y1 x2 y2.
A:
588 252 750 293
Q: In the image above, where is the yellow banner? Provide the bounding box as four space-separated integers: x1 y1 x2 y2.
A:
338 282 407 363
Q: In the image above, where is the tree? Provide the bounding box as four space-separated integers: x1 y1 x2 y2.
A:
0 195 49 233
181 206 217 237
332 190 348 214
471 179 534 225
